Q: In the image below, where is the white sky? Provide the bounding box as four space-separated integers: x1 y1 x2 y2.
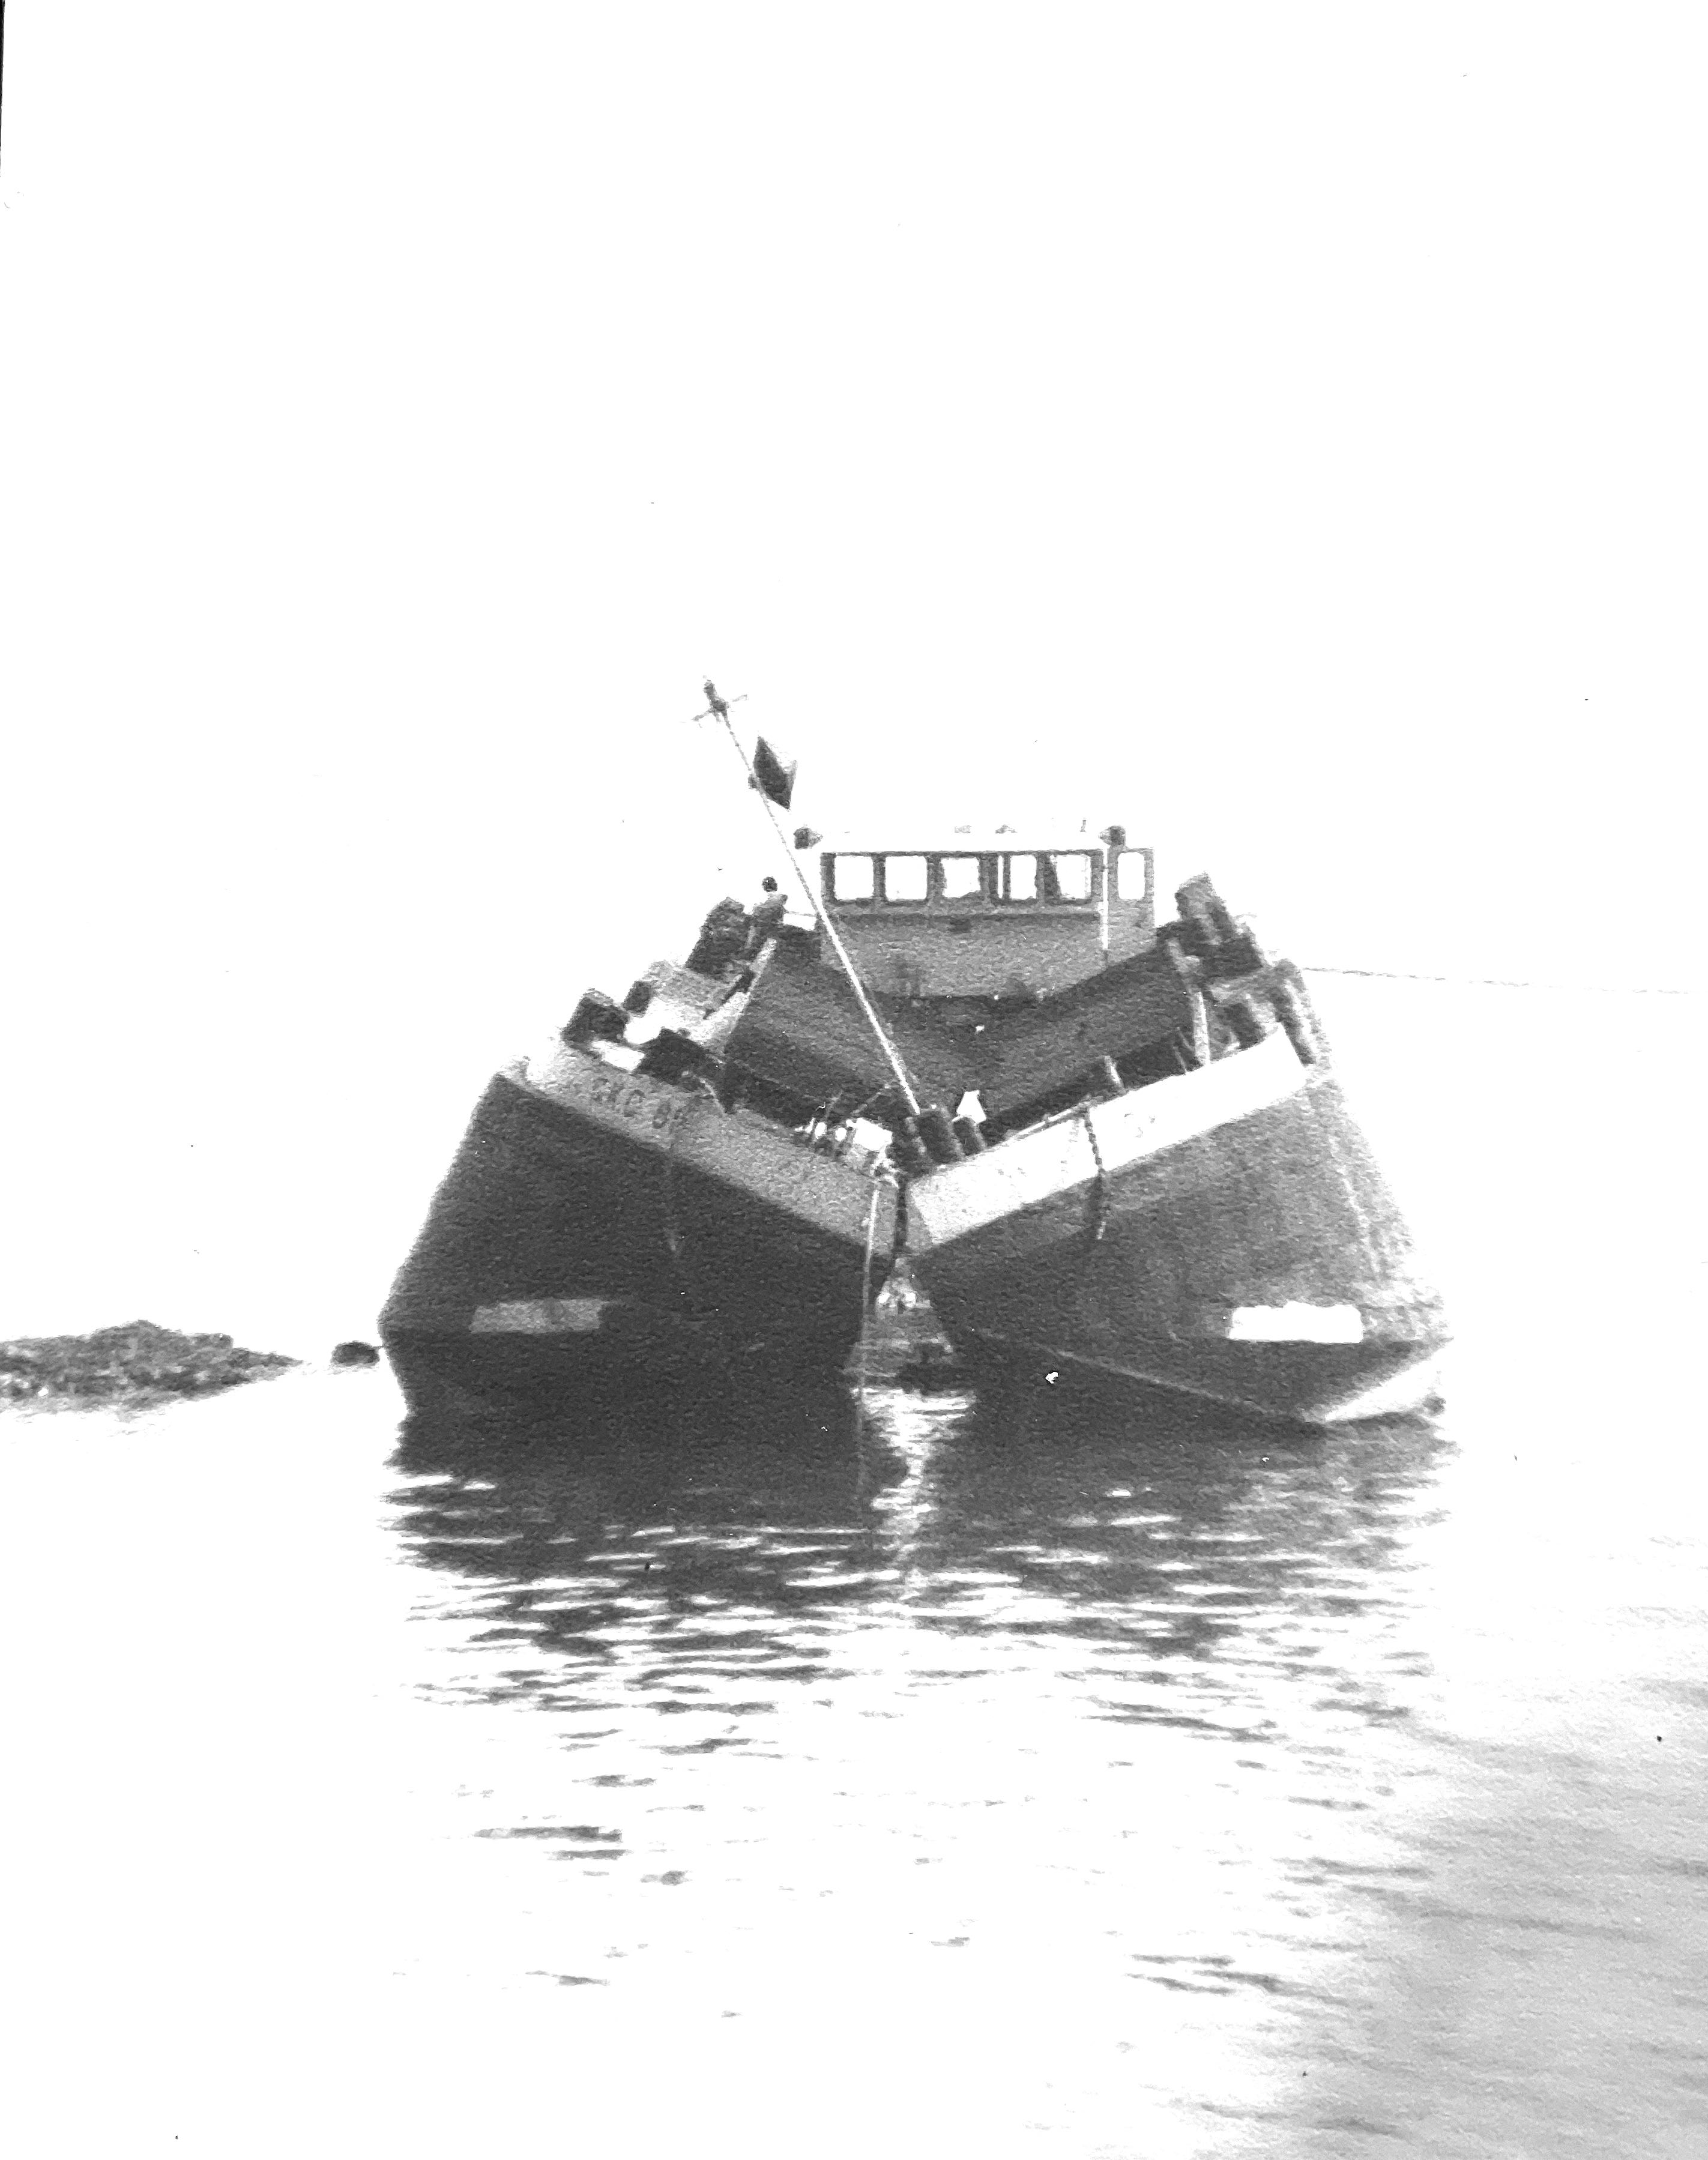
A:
1 4 1701 1342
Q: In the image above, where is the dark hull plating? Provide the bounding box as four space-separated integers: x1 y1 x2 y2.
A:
381 1055 896 1410
907 1031 1446 1427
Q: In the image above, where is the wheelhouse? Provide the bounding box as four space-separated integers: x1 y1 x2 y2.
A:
814 833 1156 1000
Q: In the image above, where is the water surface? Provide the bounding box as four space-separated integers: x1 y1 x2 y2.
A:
5 979 1703 2158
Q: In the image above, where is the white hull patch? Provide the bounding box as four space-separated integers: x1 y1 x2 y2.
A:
471 1298 612 1335
1228 1302 1364 1344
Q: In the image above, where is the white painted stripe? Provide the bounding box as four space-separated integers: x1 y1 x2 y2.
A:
1229 1302 1363 1344
910 1030 1308 1250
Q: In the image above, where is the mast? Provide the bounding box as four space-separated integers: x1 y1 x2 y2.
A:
698 682 924 1121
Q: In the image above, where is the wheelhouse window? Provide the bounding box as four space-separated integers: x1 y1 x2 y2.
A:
828 854 875 902
935 854 985 901
996 852 1038 903
1113 849 1151 899
881 854 929 903
1044 852 1094 902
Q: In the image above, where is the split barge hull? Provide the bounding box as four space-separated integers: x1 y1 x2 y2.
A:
906 1025 1446 1428
381 1043 896 1410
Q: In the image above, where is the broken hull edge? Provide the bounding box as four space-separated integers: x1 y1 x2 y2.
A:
946 1325 1447 1428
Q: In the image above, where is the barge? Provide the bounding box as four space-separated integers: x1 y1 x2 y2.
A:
382 696 1446 1426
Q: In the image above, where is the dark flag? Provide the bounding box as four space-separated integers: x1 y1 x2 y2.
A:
750 735 797 810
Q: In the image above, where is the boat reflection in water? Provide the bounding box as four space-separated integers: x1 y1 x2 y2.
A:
387 1378 1455 2143
391 1375 1451 1731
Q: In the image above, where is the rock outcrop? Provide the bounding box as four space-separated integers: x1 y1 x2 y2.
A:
0 1322 298 1408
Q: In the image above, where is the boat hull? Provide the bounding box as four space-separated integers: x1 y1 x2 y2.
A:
907 1030 1447 1428
947 1328 1444 1427
381 1048 896 1410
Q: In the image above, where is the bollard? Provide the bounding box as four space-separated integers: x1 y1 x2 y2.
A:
914 1104 965 1164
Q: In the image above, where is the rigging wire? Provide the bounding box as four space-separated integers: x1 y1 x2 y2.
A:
1305 966 1691 995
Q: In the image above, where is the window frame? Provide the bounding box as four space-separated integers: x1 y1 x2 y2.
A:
1112 848 1153 903
824 852 877 905
1043 851 1097 904
878 852 931 905
931 852 988 904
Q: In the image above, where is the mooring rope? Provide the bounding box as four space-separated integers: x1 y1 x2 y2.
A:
1305 965 1689 995
659 1108 714 1347
1081 1104 1110 1245
855 1180 882 1419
